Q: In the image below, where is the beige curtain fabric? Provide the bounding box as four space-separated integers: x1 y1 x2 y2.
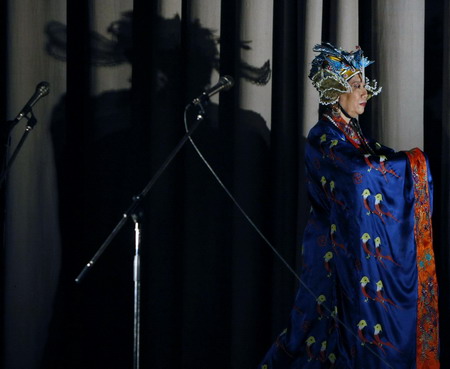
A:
90 1 133 95
2 1 448 368
300 0 323 135
335 0 359 51
238 0 273 129
374 0 425 150
4 1 65 369
158 0 182 18
3 1 134 368
189 0 222 106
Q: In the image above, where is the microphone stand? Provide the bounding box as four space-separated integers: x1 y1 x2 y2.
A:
75 100 207 369
131 209 142 369
0 111 38 188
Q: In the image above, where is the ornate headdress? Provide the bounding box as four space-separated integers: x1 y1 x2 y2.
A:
309 42 382 105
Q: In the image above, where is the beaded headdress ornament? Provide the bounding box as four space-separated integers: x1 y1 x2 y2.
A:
309 42 382 105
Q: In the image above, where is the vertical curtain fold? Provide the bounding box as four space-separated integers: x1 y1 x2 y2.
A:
229 3 274 366
373 0 425 149
334 0 359 51
158 0 182 18
300 0 323 135
0 0 7 360
181 2 232 367
237 0 273 128
188 0 221 107
3 1 65 368
1 1 449 369
268 0 302 341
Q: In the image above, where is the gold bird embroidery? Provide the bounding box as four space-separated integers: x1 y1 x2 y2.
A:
330 181 345 208
374 237 400 268
330 224 346 253
372 324 400 353
374 280 397 310
374 193 399 223
360 276 372 302
306 336 316 361
324 251 333 277
379 155 400 179
364 154 378 172
328 353 336 368
321 176 330 199
328 140 344 163
361 233 374 259
361 189 372 215
319 341 327 362
329 139 338 160
357 320 370 345
319 134 327 157
316 295 327 320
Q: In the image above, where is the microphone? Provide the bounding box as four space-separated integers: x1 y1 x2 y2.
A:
192 75 234 105
11 81 50 124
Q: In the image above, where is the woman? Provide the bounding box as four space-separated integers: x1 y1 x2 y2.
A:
259 43 439 369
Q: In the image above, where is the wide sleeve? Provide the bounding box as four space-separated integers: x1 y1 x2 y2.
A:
259 120 437 369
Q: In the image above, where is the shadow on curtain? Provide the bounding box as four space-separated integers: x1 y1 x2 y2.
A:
39 3 301 368
1 1 449 369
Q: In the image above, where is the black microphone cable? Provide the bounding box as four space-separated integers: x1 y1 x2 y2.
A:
182 101 395 369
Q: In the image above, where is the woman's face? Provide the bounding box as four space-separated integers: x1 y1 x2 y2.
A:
338 74 368 120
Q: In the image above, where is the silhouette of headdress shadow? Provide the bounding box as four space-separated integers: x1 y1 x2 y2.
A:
45 12 271 90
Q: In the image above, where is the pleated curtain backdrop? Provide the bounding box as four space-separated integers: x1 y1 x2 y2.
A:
3 1 66 369
1 1 449 368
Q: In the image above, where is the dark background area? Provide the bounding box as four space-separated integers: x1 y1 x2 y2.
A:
1 1 448 368
1 0 9 365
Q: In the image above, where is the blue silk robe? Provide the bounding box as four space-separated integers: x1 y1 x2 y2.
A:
260 117 439 369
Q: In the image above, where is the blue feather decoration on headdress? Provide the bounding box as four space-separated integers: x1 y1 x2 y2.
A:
309 42 381 105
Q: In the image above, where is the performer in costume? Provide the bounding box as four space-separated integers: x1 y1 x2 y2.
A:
259 42 439 369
